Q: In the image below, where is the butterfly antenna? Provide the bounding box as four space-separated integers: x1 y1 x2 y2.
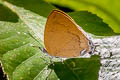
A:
28 32 45 51
28 32 41 45
28 32 52 65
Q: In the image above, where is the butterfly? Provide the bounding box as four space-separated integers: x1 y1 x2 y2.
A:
44 10 94 58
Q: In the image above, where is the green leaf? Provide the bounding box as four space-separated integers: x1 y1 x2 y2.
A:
44 0 120 33
69 11 119 36
0 20 57 80
4 0 56 17
0 0 58 80
49 55 101 80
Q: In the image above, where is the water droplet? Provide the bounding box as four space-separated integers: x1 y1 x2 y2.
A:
24 32 27 35
22 42 25 44
17 32 21 34
30 44 33 46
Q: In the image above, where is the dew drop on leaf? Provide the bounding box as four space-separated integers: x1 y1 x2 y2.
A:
29 44 33 47
17 32 21 34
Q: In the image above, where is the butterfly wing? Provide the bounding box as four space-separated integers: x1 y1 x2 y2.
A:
44 10 90 58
